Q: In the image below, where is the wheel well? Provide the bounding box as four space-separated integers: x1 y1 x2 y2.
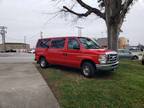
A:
133 55 139 58
80 59 95 68
38 56 45 62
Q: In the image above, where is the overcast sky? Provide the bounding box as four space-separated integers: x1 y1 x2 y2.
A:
0 0 144 47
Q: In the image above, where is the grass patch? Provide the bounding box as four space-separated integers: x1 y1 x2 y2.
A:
36 60 144 108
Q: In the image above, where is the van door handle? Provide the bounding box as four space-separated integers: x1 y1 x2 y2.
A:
63 53 68 56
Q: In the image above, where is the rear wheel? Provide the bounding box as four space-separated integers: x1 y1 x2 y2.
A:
39 57 48 68
81 62 96 78
142 58 144 65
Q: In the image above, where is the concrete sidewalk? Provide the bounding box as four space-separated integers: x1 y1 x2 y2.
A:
0 61 60 108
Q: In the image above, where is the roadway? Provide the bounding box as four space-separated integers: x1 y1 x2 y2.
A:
0 53 59 108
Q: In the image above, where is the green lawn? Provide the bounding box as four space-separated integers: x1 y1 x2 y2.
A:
36 60 144 108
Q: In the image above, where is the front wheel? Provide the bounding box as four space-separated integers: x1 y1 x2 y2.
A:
39 57 48 68
142 59 144 65
132 56 139 60
81 62 96 78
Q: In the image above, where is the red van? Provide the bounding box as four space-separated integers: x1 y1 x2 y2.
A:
35 37 119 77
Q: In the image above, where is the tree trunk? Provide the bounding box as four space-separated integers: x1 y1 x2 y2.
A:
107 23 119 51
105 2 120 51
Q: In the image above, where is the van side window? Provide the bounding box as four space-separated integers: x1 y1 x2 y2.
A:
68 38 80 49
51 38 65 49
36 39 49 48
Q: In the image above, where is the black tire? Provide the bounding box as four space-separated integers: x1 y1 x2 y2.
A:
132 56 138 60
39 57 48 68
142 59 144 65
81 62 96 78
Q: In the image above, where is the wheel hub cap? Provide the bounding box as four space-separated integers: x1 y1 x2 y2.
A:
83 66 90 76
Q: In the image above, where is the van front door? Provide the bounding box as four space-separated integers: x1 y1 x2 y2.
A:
64 37 81 68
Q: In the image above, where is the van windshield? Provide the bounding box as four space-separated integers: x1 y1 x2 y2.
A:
79 37 100 49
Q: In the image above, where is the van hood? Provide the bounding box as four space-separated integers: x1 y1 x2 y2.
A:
82 49 117 55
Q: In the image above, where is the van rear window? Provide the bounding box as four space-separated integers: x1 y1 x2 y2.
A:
36 39 49 48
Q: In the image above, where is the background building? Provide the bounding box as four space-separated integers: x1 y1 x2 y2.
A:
0 43 30 52
118 37 129 49
97 38 108 48
97 37 129 49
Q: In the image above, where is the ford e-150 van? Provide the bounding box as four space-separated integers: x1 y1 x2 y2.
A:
35 37 119 77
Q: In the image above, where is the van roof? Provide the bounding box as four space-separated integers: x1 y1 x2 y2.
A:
38 36 90 40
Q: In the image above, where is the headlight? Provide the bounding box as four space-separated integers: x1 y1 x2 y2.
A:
98 54 107 64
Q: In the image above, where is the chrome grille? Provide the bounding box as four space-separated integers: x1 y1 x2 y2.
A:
107 54 118 64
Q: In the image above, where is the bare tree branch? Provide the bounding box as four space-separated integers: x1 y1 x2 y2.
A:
62 0 105 19
63 6 92 18
50 0 135 50
76 0 105 19
76 0 94 10
121 0 134 18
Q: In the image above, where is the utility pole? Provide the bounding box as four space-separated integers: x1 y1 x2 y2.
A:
101 32 104 37
24 36 26 52
76 26 84 37
0 26 7 52
40 31 43 39
24 36 26 44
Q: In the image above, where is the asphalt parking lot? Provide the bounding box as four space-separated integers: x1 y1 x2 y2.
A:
0 53 59 108
0 53 34 63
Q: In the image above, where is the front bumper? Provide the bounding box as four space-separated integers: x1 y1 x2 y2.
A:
96 61 119 71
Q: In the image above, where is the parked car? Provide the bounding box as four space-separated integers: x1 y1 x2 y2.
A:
28 49 35 54
6 49 16 53
142 55 144 65
118 49 141 60
129 49 144 60
35 37 119 77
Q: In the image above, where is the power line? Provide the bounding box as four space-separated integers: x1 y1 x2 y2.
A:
28 32 40 39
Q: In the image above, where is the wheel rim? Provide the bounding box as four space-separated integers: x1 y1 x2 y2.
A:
133 56 138 60
40 59 46 67
83 65 90 76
